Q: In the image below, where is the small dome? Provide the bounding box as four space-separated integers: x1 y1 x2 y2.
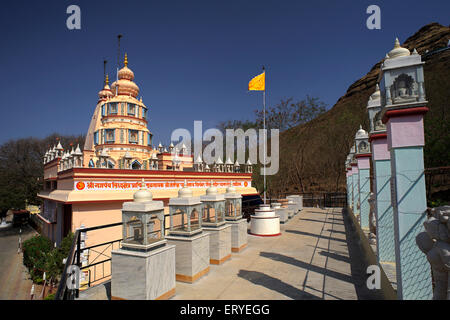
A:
370 84 380 101
206 181 218 195
226 181 236 194
98 75 114 100
386 38 410 59
178 180 193 198
110 54 140 97
134 180 153 202
111 79 139 97
355 125 368 139
118 54 135 81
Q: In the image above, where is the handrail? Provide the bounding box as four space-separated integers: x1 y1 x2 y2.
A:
54 229 80 300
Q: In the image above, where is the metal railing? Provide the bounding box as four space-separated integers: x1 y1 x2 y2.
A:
55 222 122 300
56 194 264 299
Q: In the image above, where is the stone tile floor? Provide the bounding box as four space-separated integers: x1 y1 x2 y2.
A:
79 207 385 300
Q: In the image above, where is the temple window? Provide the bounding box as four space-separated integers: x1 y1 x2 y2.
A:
131 160 141 170
107 160 115 169
108 103 118 115
129 129 138 144
89 159 95 168
105 129 115 143
128 103 136 116
143 108 147 119
93 131 99 145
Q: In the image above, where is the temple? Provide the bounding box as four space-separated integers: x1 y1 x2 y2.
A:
37 53 258 245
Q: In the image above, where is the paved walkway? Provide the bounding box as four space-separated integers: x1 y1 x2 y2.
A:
173 207 384 300
79 207 384 300
0 222 38 300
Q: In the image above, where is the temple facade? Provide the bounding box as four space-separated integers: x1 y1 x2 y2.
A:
37 53 257 246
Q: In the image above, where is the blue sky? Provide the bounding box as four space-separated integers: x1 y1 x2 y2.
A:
0 0 448 145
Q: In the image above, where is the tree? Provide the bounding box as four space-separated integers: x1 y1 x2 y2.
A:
0 134 85 211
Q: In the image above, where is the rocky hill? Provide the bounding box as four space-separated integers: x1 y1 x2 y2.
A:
260 23 450 197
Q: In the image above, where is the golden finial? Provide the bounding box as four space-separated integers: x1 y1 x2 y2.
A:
105 74 109 85
124 53 128 67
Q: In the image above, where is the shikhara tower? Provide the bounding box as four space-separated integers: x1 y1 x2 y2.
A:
84 54 155 170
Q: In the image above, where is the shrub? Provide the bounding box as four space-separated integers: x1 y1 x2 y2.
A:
44 293 55 300
22 232 74 285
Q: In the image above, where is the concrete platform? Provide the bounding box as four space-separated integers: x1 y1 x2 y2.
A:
78 207 386 300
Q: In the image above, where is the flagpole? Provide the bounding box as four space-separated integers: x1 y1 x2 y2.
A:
262 66 266 204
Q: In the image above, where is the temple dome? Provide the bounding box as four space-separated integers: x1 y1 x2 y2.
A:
98 75 114 100
118 54 134 80
110 54 140 97
355 125 368 139
386 38 410 59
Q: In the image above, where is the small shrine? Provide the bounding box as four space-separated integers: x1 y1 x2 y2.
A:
224 182 247 252
111 180 175 300
201 182 232 264
165 181 211 283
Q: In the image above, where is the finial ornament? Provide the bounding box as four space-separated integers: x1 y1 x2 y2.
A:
105 74 109 85
394 37 400 48
124 53 128 67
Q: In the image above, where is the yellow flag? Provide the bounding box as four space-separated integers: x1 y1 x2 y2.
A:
248 71 265 91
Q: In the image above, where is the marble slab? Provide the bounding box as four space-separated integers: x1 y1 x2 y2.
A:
111 243 175 300
227 218 248 252
166 232 210 283
275 208 289 223
203 224 231 264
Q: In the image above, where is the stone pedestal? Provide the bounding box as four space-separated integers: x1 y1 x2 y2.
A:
287 195 303 213
111 241 176 300
226 218 248 252
385 107 432 299
203 224 231 264
250 205 281 236
287 203 296 218
371 133 395 263
351 164 359 215
166 232 210 283
275 208 289 224
346 169 353 209
356 154 371 229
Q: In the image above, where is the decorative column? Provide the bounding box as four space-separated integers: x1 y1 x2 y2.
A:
345 154 353 210
367 85 395 263
380 38 432 299
350 146 359 218
355 126 371 229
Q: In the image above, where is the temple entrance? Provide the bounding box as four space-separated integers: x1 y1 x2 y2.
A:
63 204 72 237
